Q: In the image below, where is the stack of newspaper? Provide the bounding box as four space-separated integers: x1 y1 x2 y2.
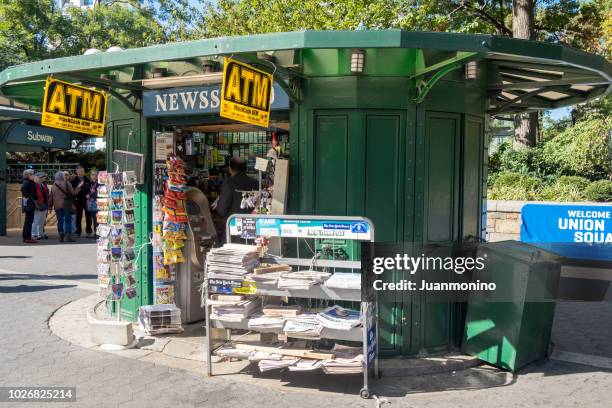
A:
258 357 300 372
277 271 332 290
206 244 260 279
138 304 183 335
316 305 361 331
262 304 302 317
324 273 361 290
322 345 364 374
210 297 262 322
289 359 323 372
249 271 284 285
247 313 285 330
215 347 252 360
283 313 324 339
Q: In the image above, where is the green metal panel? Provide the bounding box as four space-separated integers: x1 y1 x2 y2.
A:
0 126 6 236
303 49 416 77
462 241 561 372
423 111 460 243
461 116 484 240
313 114 348 215
105 96 152 321
364 111 407 355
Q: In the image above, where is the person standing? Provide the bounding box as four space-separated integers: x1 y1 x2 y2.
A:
20 169 38 244
39 173 50 239
31 172 49 240
215 158 259 218
49 171 77 242
70 166 90 238
86 169 99 239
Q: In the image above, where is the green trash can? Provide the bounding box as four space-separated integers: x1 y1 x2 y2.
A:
462 241 561 372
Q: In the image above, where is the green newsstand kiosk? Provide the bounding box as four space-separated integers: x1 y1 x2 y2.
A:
1 30 610 357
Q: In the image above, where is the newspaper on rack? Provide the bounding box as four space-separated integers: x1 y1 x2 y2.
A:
288 359 323 372
316 305 361 331
324 272 361 290
248 351 283 361
247 313 285 330
283 313 324 340
277 270 332 290
210 297 262 322
258 357 300 372
289 358 322 371
206 243 260 279
321 344 363 374
248 271 284 285
263 303 302 317
216 347 252 360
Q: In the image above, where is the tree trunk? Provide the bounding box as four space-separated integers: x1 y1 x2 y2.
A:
512 112 539 148
512 0 539 148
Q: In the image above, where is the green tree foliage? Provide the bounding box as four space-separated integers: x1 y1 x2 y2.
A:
0 0 192 71
542 115 612 180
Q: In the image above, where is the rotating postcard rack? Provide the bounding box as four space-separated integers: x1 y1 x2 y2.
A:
203 214 378 399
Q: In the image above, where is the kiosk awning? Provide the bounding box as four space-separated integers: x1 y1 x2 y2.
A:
0 30 610 114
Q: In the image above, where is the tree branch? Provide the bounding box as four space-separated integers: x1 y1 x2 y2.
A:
451 1 513 36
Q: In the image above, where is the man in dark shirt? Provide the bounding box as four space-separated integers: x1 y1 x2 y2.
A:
215 158 258 218
70 165 91 238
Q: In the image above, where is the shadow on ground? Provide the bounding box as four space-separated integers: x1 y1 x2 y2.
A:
0 273 97 281
0 284 76 293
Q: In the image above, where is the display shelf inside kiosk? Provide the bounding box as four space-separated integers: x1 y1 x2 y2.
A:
203 214 378 399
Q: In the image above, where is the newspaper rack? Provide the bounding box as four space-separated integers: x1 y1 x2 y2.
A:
203 214 378 399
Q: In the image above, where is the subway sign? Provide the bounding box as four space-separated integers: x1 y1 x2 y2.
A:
220 58 273 128
5 124 72 150
42 77 107 137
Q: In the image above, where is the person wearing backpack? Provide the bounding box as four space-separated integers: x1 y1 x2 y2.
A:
49 171 79 242
31 172 50 240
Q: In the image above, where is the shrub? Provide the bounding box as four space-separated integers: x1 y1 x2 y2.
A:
539 176 590 201
584 180 612 202
498 145 550 176
542 115 612 180
488 172 542 201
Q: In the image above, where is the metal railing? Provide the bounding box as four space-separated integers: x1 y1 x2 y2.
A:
7 163 80 183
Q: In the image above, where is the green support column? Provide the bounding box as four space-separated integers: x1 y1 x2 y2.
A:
0 125 7 236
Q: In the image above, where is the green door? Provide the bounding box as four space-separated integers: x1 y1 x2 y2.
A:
407 110 461 355
310 109 408 355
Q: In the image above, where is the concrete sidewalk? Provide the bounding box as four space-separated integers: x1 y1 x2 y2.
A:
47 292 612 407
1 235 612 407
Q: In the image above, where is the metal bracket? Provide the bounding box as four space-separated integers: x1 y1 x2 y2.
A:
57 75 142 113
413 62 464 104
226 54 304 103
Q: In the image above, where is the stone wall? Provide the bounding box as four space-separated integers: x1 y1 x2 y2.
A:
486 200 527 242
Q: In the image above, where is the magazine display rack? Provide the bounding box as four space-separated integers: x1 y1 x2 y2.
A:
203 214 378 398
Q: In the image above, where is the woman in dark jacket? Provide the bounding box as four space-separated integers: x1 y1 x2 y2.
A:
20 169 38 244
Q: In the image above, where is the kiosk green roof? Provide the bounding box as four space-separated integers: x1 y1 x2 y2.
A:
0 30 610 114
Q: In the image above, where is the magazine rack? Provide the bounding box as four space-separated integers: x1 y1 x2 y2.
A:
203 214 378 398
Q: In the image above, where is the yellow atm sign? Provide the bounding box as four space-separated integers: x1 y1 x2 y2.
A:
42 77 107 137
220 58 273 128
